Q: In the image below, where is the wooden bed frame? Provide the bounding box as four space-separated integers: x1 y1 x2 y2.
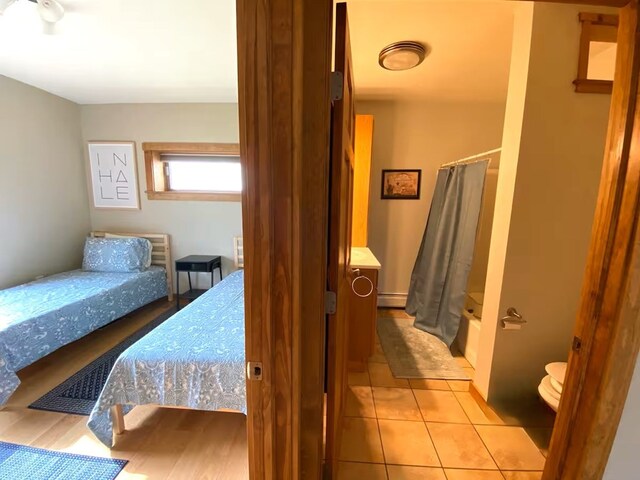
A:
90 231 173 302
109 235 244 442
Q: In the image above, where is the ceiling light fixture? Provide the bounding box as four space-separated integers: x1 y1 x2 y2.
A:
378 41 428 71
0 0 64 23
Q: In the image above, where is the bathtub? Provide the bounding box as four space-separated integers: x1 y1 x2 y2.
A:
456 292 484 368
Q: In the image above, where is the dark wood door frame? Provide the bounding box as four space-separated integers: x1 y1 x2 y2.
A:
236 0 333 478
236 0 640 479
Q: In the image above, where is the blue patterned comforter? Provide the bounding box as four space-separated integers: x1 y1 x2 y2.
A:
0 267 167 405
88 270 246 447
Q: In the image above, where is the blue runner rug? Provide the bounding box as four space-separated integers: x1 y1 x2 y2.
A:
29 307 176 415
0 441 126 480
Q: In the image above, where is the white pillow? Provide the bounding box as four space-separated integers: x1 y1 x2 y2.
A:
104 233 153 268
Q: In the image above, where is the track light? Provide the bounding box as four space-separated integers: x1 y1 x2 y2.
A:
0 0 17 15
36 0 63 23
0 0 64 24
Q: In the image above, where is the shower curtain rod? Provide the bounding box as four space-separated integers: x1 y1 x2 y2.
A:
440 148 502 168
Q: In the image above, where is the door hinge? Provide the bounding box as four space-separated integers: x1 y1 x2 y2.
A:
325 290 337 315
247 361 263 380
331 71 343 101
572 336 582 352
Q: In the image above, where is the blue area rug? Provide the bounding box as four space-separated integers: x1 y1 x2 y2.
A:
29 307 176 415
0 441 127 480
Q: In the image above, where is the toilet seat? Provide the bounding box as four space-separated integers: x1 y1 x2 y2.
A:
539 362 567 413
540 375 561 400
550 376 563 394
538 376 560 412
545 362 567 385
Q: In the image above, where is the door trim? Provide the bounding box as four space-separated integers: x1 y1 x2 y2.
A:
236 0 333 478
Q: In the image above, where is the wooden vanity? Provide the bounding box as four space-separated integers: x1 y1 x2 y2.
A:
348 247 381 371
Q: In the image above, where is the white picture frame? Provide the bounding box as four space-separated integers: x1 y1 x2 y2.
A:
87 141 141 210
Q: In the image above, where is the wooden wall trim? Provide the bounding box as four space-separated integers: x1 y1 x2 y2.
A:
141 142 240 155
236 0 332 478
543 1 640 478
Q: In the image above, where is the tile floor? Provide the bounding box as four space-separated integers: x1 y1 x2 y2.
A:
338 310 551 480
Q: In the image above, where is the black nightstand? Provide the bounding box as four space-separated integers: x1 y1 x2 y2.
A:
175 255 222 310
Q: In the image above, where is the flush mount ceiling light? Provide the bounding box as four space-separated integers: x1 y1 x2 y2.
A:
378 41 428 71
0 0 64 23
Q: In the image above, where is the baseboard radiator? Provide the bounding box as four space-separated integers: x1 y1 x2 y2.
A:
377 293 408 308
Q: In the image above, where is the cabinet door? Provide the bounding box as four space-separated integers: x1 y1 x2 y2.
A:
348 269 378 371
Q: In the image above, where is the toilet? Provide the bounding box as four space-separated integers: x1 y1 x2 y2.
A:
538 362 567 412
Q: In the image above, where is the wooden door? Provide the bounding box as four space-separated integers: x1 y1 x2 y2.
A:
325 3 356 478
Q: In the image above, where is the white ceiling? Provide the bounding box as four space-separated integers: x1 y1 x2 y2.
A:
0 0 513 105
347 0 515 102
0 0 238 104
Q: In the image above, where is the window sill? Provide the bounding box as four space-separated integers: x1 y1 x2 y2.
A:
146 191 242 202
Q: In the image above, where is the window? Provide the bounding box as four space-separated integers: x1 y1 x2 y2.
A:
142 143 241 201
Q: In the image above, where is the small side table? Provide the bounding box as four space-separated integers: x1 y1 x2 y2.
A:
175 255 222 310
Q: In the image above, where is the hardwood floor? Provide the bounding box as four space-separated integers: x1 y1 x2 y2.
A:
0 300 249 480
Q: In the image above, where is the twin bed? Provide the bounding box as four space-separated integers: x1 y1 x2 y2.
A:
0 232 172 405
88 269 246 446
0 231 246 448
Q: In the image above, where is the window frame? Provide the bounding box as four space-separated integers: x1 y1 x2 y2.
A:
142 142 241 201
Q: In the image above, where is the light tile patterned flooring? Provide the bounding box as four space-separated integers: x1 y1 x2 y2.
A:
338 310 551 480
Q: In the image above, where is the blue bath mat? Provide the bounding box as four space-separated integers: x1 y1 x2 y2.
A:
29 307 176 415
0 441 127 480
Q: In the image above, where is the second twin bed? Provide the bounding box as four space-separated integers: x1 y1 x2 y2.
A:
87 270 247 447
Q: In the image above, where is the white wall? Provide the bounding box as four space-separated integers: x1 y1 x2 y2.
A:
80 104 241 290
476 3 615 401
0 76 90 289
357 100 506 300
604 357 640 479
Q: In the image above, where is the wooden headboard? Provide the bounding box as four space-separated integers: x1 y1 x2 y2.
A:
234 236 244 269
90 231 173 302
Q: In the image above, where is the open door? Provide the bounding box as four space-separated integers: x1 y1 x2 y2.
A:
325 2 355 478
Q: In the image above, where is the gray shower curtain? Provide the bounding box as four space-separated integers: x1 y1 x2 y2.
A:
406 161 488 346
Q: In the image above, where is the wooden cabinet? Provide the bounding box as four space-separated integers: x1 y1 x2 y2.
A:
348 267 379 371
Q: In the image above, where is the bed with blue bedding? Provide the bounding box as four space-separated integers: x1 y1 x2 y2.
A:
87 269 246 447
0 267 168 405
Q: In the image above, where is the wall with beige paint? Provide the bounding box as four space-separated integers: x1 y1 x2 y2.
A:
80 103 241 290
476 3 615 401
0 76 90 289
357 100 506 301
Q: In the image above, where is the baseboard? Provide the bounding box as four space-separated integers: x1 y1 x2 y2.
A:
378 293 408 308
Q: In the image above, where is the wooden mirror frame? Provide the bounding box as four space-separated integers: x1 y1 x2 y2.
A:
574 12 619 94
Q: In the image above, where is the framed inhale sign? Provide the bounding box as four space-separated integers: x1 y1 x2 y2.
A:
87 142 140 210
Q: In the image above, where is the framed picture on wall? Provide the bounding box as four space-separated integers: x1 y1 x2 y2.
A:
381 169 422 200
87 141 140 210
